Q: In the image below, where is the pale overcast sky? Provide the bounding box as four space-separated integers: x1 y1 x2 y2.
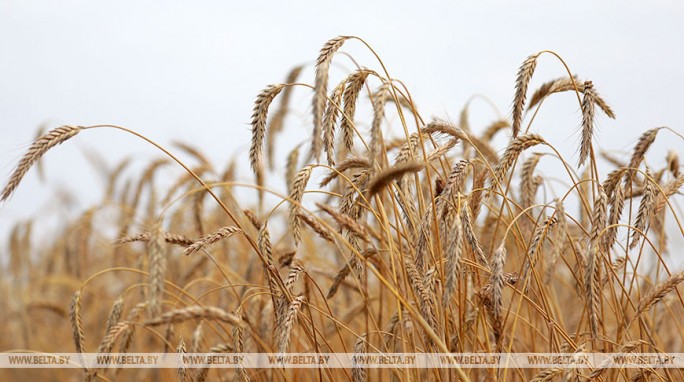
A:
1 1 682 246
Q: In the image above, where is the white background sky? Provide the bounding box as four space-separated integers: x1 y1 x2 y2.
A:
0 1 682 252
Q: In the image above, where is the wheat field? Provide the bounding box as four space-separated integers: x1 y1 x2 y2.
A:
1 35 683 381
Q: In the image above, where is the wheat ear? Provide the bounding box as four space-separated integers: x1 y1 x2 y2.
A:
276 296 306 353
145 306 240 326
2 125 81 202
511 54 539 137
634 272 684 320
288 165 313 247
148 223 165 317
367 161 424 198
313 36 350 160
578 81 597 167
183 226 242 256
